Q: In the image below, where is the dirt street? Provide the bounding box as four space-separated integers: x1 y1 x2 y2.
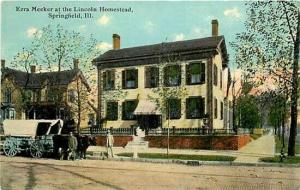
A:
1 156 299 190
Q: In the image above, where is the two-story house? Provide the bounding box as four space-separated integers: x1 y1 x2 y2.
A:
93 20 231 131
0 59 95 128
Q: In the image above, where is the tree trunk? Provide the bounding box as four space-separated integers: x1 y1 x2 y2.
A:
288 10 300 156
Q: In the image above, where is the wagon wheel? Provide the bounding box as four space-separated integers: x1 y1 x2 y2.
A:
30 141 44 158
3 138 18 157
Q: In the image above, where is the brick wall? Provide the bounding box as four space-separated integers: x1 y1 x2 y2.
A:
94 135 251 150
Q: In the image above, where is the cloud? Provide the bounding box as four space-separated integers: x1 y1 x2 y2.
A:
95 42 112 51
145 21 155 33
79 25 86 32
97 15 110 25
224 8 241 18
191 27 208 38
26 27 42 38
173 33 185 41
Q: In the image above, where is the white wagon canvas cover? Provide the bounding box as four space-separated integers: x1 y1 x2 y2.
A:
3 119 63 138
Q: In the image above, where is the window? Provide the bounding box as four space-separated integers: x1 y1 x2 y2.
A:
24 90 32 102
106 101 118 121
145 66 159 88
4 88 12 103
213 64 218 86
164 65 181 87
68 89 76 103
103 70 115 90
166 99 181 119
122 69 138 89
186 62 205 85
214 98 218 119
122 100 138 120
220 70 223 89
47 88 59 102
220 101 224 120
186 97 205 119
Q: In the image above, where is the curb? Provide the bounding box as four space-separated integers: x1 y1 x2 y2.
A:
86 155 300 167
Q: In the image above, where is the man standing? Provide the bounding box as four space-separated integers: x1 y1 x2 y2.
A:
68 132 78 160
106 130 114 158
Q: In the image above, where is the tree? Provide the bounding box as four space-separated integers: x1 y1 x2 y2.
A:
231 1 299 156
10 25 100 128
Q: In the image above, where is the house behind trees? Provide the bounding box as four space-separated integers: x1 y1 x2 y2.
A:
0 59 95 129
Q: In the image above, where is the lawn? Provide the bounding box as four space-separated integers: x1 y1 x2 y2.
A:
117 153 236 162
275 136 300 154
260 156 300 164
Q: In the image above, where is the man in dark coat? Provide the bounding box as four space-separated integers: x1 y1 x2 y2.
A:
67 132 78 160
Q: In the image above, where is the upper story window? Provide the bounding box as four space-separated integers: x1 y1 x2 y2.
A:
122 100 138 120
4 88 12 103
214 98 218 119
213 64 218 86
164 65 181 87
103 70 115 90
186 97 205 119
122 69 138 89
145 66 159 88
24 90 32 102
186 62 205 85
106 101 118 121
166 98 181 120
68 89 76 103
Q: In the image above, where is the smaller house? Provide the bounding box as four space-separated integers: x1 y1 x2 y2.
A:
1 59 95 129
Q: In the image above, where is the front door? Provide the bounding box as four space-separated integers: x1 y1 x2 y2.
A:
137 115 161 131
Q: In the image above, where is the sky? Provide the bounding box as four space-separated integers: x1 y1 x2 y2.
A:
1 1 247 68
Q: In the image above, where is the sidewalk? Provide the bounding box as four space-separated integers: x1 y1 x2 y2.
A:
87 133 275 164
234 132 275 163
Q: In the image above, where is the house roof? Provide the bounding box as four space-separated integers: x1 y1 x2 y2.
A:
93 36 228 68
1 67 91 91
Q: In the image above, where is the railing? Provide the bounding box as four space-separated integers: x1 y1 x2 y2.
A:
81 126 250 136
81 127 133 136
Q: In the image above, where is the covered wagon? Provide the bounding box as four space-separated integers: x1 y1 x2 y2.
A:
2 119 63 157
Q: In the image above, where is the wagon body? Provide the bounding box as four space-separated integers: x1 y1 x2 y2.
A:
2 119 63 157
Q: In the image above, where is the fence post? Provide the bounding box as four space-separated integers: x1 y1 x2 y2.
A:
172 126 176 135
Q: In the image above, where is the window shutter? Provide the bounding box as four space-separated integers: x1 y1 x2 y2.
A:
200 97 205 118
122 101 125 120
122 70 125 89
186 64 191 85
154 67 159 87
177 65 181 86
135 69 138 88
145 67 150 88
186 98 190 119
200 63 205 84
111 70 115 89
164 67 168 86
103 71 107 89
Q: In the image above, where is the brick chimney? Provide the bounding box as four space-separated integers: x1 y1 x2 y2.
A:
1 59 5 69
113 34 120 50
30 65 36 73
211 19 219 37
73 58 79 70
